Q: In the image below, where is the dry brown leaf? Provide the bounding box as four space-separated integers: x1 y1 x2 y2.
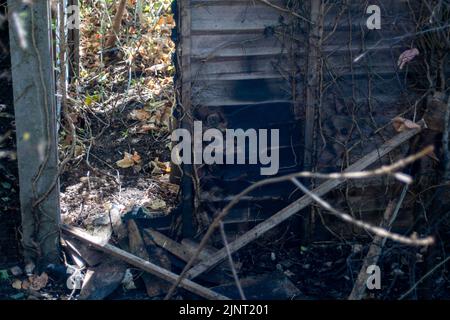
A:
12 279 22 290
129 109 151 122
117 152 135 168
151 158 171 174
166 15 175 25
29 273 49 291
131 151 142 164
117 152 142 168
21 279 30 290
393 117 421 133
150 199 166 211
156 16 165 26
138 123 158 133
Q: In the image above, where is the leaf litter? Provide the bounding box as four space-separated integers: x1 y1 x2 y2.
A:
60 0 178 238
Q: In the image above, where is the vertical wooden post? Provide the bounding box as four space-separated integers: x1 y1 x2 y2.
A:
304 0 322 173
8 0 61 264
179 0 194 237
302 0 323 241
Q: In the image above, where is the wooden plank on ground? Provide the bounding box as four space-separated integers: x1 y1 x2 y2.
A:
79 258 127 300
144 229 193 263
144 229 232 284
61 225 230 300
128 220 171 297
8 0 60 264
186 125 424 279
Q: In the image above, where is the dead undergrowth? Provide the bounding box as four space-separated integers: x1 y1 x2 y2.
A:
60 0 179 228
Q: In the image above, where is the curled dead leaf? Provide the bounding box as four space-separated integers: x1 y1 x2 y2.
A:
12 279 22 290
129 109 151 122
131 151 142 165
398 48 420 70
138 123 158 133
392 117 421 133
117 151 142 169
150 199 166 211
116 152 135 169
151 159 171 174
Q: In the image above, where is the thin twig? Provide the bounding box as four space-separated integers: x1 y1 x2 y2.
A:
255 0 313 24
399 256 450 300
219 222 246 300
443 96 450 180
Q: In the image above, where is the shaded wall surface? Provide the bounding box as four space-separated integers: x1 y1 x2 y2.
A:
176 0 441 238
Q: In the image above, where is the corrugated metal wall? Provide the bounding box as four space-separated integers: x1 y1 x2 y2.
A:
176 0 425 238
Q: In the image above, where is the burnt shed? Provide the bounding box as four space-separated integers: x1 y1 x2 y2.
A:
173 0 449 240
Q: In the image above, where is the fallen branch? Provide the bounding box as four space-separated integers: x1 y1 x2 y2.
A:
61 225 230 300
165 125 428 299
144 229 194 263
219 222 246 300
105 0 127 49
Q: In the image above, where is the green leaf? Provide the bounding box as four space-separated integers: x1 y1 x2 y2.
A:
1 182 11 189
0 270 10 281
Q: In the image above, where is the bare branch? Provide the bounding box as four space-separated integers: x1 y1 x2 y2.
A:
289 178 433 246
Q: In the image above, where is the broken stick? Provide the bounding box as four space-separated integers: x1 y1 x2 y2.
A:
61 225 230 300
185 124 425 280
